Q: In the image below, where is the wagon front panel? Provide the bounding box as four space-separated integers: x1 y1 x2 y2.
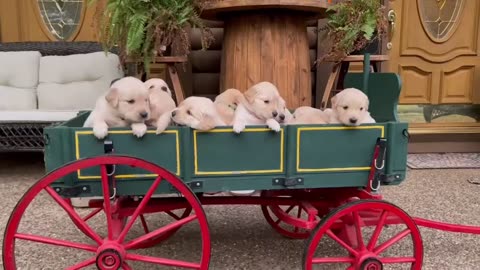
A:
187 126 287 193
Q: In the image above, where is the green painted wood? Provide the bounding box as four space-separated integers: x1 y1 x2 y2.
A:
191 127 285 176
44 113 409 196
290 124 385 174
344 72 402 123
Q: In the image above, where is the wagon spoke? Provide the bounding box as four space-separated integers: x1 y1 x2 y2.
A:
374 228 411 255
118 176 162 243
126 253 201 269
83 208 102 222
166 210 181 220
352 211 365 250
311 257 354 264
44 186 102 244
15 233 97 252
380 257 416 263
326 229 358 256
100 165 114 240
65 257 96 270
125 214 197 249
366 210 388 250
294 207 302 233
139 214 150 234
284 205 295 214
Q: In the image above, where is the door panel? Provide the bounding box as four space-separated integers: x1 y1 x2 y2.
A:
388 0 480 105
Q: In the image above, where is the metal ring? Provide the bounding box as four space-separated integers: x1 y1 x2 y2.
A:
107 165 116 176
110 187 117 200
374 159 385 170
370 180 380 192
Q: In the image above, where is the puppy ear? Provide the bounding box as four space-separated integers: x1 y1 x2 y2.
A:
105 88 119 107
243 86 257 103
330 95 337 108
195 113 217 131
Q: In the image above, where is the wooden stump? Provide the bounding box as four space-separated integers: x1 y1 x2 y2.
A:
220 11 312 108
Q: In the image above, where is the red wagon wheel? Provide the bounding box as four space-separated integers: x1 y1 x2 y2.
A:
261 190 319 239
303 200 423 270
3 155 211 270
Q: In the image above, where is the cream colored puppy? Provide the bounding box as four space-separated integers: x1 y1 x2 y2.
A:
156 96 226 134
325 88 376 126
232 81 287 133
83 76 150 139
290 106 328 125
214 88 244 125
144 78 176 127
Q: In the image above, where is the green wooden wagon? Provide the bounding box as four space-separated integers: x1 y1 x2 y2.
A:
5 56 480 270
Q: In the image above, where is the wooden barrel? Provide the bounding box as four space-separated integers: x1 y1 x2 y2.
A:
220 11 312 108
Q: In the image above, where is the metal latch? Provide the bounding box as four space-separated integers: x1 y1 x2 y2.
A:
272 177 304 187
54 185 91 197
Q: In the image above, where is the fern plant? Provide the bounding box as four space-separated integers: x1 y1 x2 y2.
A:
90 0 213 73
320 0 387 62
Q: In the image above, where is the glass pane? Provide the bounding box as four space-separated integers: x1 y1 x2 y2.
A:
398 104 480 123
37 0 83 41
419 0 464 40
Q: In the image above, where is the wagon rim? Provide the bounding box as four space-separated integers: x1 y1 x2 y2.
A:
3 155 211 270
303 199 423 270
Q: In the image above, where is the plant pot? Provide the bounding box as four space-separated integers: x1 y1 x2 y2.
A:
351 39 379 55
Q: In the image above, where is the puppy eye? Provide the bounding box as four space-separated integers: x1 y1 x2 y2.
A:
127 99 135 104
264 100 270 104
161 86 168 92
343 106 348 110
360 107 364 111
233 102 238 106
187 110 192 115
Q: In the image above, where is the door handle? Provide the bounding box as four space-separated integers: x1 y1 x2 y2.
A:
387 9 396 49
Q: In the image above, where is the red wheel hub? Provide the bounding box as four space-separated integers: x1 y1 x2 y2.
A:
360 258 383 270
96 248 123 270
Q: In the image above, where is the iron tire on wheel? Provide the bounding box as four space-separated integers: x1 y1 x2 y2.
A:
303 199 423 270
3 155 211 270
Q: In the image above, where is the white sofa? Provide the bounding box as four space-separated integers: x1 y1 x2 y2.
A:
0 45 124 151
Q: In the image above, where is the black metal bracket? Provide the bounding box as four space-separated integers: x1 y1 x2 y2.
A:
273 177 304 188
53 185 91 197
169 181 203 192
378 173 402 184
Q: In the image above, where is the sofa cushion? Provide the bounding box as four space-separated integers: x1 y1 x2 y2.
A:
0 51 41 89
0 86 37 110
37 51 124 110
0 110 79 123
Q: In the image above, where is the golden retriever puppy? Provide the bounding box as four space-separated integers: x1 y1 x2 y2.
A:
155 96 226 134
232 81 287 133
83 76 150 139
325 88 376 126
144 78 176 127
289 106 328 125
214 88 244 125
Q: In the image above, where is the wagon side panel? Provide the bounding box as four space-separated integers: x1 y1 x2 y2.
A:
288 124 387 188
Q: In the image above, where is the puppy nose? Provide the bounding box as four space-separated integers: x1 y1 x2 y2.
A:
272 111 278 117
140 112 148 119
279 114 285 120
349 118 357 124
171 110 177 117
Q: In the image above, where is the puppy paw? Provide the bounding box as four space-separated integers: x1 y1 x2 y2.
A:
93 123 109 139
233 122 245 133
266 119 281 132
131 123 147 138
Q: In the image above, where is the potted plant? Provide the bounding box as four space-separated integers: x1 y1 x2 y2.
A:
90 0 214 73
320 0 388 62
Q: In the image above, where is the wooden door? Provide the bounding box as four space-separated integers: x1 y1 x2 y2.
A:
387 0 480 105
0 0 103 42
